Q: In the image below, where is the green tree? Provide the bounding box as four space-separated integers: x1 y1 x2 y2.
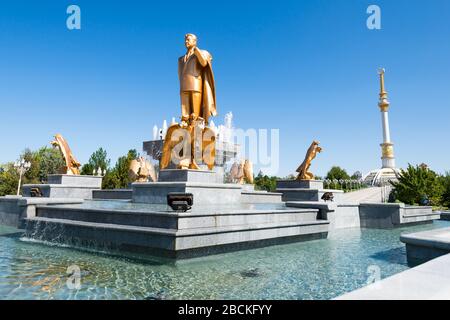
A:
21 147 65 183
35 147 65 182
254 171 278 192
439 172 450 208
0 146 64 195
22 148 40 184
0 163 19 196
390 164 444 206
102 149 137 189
81 148 111 175
325 166 350 190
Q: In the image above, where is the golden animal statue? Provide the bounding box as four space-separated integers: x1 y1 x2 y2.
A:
229 159 254 184
160 34 217 170
50 134 81 175
229 161 240 183
243 160 254 184
129 157 157 182
296 141 323 181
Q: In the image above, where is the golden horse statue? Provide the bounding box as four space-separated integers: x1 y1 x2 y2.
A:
296 141 322 181
50 134 81 175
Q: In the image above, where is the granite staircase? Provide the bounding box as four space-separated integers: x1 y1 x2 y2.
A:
25 204 329 259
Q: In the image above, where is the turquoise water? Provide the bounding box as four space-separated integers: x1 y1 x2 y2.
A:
1 221 449 300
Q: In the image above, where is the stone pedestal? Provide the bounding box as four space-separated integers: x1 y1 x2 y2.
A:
47 175 102 187
276 179 344 203
132 169 242 205
158 169 219 183
277 180 324 190
22 174 102 200
143 139 239 184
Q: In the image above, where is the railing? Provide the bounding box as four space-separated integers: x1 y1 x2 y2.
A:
380 182 393 203
323 179 366 192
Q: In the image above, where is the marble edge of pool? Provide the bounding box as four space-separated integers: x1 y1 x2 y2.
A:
335 252 450 300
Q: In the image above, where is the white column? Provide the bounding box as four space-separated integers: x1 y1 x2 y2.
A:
381 111 391 143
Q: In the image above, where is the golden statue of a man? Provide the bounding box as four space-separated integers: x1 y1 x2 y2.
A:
178 33 217 124
296 141 322 181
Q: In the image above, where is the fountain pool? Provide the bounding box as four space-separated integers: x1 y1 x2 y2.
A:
0 220 449 300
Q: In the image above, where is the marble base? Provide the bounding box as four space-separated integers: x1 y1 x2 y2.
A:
132 182 242 205
276 187 344 203
401 227 450 266
47 175 102 188
134 169 243 205
286 201 361 230
22 174 102 200
276 180 324 190
158 169 220 183
0 196 83 228
22 184 98 200
359 203 439 229
25 204 329 259
275 179 345 203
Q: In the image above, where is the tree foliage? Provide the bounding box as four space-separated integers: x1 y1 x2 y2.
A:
0 147 64 196
254 171 278 192
35 147 66 182
0 163 19 196
20 147 65 183
326 166 350 181
81 148 111 175
102 149 138 189
439 172 450 208
325 166 350 190
390 164 444 206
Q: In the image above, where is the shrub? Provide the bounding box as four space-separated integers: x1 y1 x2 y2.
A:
440 172 450 208
254 171 278 192
390 164 444 206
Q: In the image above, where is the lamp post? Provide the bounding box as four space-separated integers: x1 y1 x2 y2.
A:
13 159 31 196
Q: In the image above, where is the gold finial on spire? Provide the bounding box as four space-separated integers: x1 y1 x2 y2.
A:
378 68 390 112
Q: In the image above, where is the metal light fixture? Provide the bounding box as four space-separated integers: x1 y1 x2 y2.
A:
167 193 193 212
13 159 31 196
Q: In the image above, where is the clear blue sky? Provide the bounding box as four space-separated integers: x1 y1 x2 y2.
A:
0 0 449 177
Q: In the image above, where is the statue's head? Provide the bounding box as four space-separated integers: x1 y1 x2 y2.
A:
185 33 197 49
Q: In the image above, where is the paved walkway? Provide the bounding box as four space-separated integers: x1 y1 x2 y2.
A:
336 253 450 300
342 187 382 203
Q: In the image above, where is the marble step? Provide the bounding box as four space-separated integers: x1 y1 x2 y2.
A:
24 216 329 258
35 205 321 230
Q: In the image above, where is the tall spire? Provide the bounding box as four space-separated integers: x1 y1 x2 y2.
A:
378 68 390 112
377 68 396 169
